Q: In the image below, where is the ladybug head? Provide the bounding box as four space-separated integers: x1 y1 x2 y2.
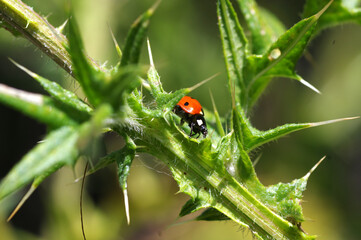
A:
200 124 208 137
195 114 208 137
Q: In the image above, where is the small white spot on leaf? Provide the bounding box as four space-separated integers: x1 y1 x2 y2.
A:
268 48 281 61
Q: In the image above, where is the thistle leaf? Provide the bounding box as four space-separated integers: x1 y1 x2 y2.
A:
115 136 136 225
303 0 361 32
241 116 359 152
0 126 79 200
196 208 230 221
245 4 329 108
102 65 142 110
10 59 92 122
236 0 286 54
120 0 159 67
0 84 78 128
179 198 211 217
262 157 326 223
68 14 104 107
218 0 248 104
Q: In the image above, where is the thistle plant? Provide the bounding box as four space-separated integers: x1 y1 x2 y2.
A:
0 0 360 239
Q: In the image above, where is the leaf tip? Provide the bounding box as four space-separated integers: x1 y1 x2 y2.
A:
303 156 326 180
9 58 38 79
123 188 131 225
108 24 122 59
7 184 38 222
188 73 219 92
147 38 154 68
315 0 334 19
299 78 321 94
309 116 360 127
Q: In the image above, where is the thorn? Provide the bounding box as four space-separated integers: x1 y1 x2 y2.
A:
252 153 262 167
209 89 218 114
188 73 219 92
57 19 68 34
303 156 326 180
147 38 154 68
299 78 321 94
7 185 37 222
9 58 39 79
315 0 333 19
149 0 162 15
309 116 360 127
162 110 171 126
108 24 122 59
123 188 130 225
209 89 225 137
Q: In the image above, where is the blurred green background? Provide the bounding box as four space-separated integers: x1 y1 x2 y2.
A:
0 0 360 239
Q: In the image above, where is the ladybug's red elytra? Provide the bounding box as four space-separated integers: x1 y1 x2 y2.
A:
173 96 208 138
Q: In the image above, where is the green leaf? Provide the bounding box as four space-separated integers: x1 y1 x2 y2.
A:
245 2 331 108
238 114 358 152
67 14 104 107
102 65 142 110
236 0 285 54
116 136 136 191
10 59 92 122
68 14 143 111
196 208 230 221
76 104 113 150
218 0 248 104
0 103 112 201
87 150 120 175
303 0 361 31
179 198 211 217
0 84 78 128
11 59 92 114
262 157 325 223
146 39 165 99
231 110 263 190
115 136 136 225
120 0 159 67
0 126 79 200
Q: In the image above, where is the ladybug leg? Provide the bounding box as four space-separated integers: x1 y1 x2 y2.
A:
189 124 194 138
189 123 201 138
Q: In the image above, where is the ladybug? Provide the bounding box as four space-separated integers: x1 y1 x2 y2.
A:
173 96 208 138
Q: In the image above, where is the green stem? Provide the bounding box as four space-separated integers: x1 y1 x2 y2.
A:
119 114 312 240
0 0 101 75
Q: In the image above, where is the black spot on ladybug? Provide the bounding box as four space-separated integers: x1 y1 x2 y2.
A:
184 102 189 106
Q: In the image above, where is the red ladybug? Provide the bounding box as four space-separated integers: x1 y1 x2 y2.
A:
173 96 208 138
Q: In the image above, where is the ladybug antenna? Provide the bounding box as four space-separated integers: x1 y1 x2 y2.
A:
188 73 219 92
